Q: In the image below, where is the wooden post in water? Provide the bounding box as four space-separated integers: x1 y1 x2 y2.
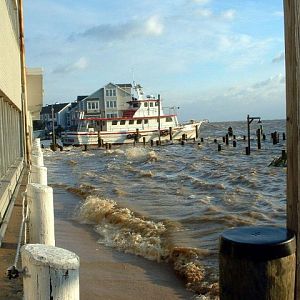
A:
143 137 146 146
284 1 300 297
257 130 261 150
195 125 199 139
150 140 154 147
97 131 101 147
169 127 173 141
135 129 139 143
21 244 79 300
225 134 229 146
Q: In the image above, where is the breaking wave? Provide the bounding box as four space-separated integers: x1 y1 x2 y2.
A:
76 194 219 299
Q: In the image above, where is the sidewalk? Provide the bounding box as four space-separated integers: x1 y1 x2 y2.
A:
0 173 27 300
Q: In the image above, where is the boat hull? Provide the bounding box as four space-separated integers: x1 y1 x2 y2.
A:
61 122 203 146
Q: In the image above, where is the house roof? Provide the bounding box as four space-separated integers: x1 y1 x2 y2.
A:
116 83 132 88
40 103 70 114
77 95 88 101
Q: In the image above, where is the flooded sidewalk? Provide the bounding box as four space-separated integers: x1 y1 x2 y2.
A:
54 188 193 300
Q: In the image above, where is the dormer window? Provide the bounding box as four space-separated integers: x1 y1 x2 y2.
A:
106 89 116 97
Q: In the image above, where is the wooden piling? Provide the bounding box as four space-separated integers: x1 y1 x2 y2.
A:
135 129 140 142
284 2 300 297
31 165 47 185
150 140 154 147
195 125 199 139
214 139 217 143
257 130 261 150
169 127 173 141
245 146 250 155
143 137 146 146
83 144 87 151
283 132 286 140
223 136 226 143
219 226 296 300
233 140 237 147
27 183 55 245
263 134 266 141
218 144 222 151
181 140 185 146
225 134 229 145
21 244 80 300
200 137 204 142
97 131 101 147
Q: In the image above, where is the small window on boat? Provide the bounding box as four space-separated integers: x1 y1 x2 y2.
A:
144 119 148 124
150 102 153 107
137 119 142 124
133 103 139 108
166 117 173 122
120 120 126 125
155 102 159 106
129 120 134 125
144 102 148 107
112 120 118 125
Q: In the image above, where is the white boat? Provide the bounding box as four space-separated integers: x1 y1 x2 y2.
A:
61 84 206 146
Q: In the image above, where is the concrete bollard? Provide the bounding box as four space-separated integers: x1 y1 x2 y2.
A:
21 244 80 300
31 154 44 167
32 138 41 149
31 165 47 185
219 226 295 300
27 183 55 246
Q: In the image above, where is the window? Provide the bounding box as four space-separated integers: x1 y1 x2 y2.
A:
112 120 118 125
106 89 116 97
144 119 148 124
150 102 153 107
87 101 99 110
120 120 126 125
106 100 117 108
129 120 134 124
133 103 139 108
166 117 173 122
107 113 118 118
144 102 148 107
137 119 142 124
155 102 159 106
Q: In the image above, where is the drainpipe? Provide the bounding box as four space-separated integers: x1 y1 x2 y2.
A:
18 0 31 165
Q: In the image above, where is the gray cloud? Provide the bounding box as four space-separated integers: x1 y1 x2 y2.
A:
272 52 284 63
52 57 88 74
69 16 164 42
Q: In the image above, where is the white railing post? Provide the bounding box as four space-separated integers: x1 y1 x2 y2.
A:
31 153 44 167
21 244 80 300
30 165 47 185
27 183 55 246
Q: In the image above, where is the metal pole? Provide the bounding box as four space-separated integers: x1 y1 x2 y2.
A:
51 106 56 148
158 94 161 145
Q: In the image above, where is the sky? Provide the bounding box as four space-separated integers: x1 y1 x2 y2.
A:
24 0 285 122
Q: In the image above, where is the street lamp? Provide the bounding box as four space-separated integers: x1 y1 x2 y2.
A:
246 114 261 155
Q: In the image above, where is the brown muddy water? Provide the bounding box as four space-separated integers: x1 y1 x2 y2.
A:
44 119 286 299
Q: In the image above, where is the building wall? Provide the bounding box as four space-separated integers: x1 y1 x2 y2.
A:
26 68 43 120
0 0 22 109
